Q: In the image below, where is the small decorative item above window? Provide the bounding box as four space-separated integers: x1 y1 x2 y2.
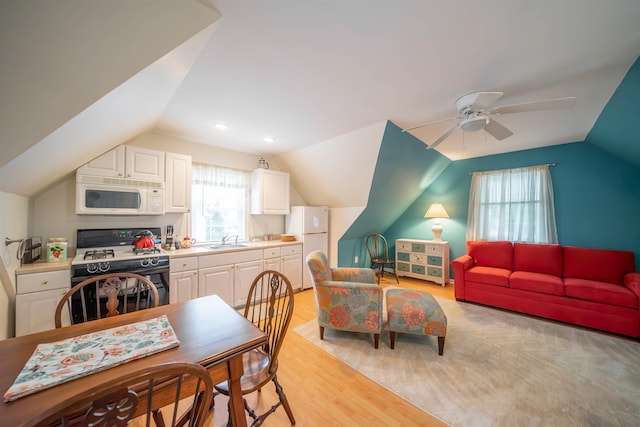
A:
258 157 269 169
424 203 449 241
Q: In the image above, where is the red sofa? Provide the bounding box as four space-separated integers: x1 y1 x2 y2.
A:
452 241 640 337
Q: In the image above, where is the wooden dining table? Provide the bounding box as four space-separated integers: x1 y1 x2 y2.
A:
0 294 267 426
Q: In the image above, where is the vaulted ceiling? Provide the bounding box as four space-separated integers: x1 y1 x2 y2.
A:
1 1 639 198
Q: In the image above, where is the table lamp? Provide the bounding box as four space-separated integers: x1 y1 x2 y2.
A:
424 203 449 241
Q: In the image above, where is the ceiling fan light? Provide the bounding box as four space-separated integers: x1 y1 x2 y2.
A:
460 115 489 132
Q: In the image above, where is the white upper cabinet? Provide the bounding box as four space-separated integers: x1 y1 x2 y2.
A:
165 152 192 213
124 146 165 182
77 145 165 182
251 169 290 215
77 145 126 177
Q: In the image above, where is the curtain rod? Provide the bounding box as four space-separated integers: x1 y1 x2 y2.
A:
469 163 557 175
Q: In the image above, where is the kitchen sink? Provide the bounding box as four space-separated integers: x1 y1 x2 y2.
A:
208 244 250 250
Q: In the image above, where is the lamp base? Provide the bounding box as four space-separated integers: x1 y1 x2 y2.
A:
432 222 443 242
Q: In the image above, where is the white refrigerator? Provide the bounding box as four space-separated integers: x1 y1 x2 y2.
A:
286 206 328 289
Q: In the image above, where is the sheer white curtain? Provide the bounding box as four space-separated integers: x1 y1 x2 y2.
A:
191 163 251 243
466 165 558 243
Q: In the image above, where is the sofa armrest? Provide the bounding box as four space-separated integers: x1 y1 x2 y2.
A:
330 267 376 284
624 272 640 297
452 255 474 301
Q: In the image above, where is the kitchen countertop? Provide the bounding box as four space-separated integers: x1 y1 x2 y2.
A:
168 239 302 259
15 259 73 275
14 240 302 273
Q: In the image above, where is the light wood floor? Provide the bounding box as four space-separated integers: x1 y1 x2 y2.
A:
209 275 454 427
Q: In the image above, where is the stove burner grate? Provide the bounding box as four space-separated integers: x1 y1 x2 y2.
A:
133 247 161 256
83 249 115 260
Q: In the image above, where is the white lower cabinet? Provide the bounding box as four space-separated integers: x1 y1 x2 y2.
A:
233 260 264 307
281 245 303 291
16 269 70 336
263 247 281 272
169 256 198 304
169 244 303 307
198 250 263 307
199 265 235 306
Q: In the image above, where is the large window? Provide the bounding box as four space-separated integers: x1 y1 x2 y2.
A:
191 163 251 244
466 165 558 243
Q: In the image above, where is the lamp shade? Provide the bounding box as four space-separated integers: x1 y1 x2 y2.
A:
424 203 449 219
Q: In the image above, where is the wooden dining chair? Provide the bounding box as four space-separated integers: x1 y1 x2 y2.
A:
33 362 213 427
365 233 399 285
213 270 296 427
55 272 159 328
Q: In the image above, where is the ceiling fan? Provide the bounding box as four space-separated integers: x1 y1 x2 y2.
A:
402 91 576 149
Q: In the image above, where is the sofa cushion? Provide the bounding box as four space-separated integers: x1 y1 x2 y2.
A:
466 266 511 287
467 241 513 270
565 278 638 309
513 243 563 277
510 271 565 296
563 246 635 285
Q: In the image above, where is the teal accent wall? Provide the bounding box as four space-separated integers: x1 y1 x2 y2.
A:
337 121 451 267
387 141 640 274
586 56 640 167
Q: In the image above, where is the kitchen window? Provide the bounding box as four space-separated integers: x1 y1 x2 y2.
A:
466 164 558 244
191 163 251 243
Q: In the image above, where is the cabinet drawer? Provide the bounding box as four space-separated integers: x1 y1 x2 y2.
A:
411 243 426 253
410 254 426 264
411 264 426 275
170 256 198 272
427 255 442 266
263 247 281 259
396 241 412 252
425 244 443 256
397 262 410 273
280 245 302 256
397 252 410 262
199 249 262 268
427 267 443 277
17 270 70 294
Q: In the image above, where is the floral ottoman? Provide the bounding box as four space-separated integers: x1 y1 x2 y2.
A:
386 289 447 355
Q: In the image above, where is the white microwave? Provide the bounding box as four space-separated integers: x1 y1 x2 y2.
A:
76 175 165 215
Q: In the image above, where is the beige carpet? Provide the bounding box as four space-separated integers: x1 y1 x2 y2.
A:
294 295 640 427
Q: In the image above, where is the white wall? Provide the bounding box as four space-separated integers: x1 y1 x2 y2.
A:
328 207 365 267
280 121 385 208
0 191 29 339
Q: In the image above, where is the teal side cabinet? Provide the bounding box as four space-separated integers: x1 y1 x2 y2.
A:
395 239 450 286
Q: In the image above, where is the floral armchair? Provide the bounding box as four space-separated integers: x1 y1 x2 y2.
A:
305 250 383 348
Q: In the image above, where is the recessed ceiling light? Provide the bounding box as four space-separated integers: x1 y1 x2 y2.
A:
213 122 230 130
264 136 275 143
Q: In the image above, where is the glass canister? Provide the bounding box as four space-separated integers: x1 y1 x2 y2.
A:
47 238 68 262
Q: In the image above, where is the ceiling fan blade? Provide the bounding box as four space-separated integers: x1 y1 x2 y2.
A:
457 91 504 112
484 118 513 141
492 97 576 115
401 116 458 133
426 123 460 149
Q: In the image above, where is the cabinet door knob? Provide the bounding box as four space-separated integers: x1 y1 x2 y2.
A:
40 280 48 286
182 263 188 267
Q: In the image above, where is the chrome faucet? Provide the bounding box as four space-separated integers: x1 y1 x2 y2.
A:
221 234 239 245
